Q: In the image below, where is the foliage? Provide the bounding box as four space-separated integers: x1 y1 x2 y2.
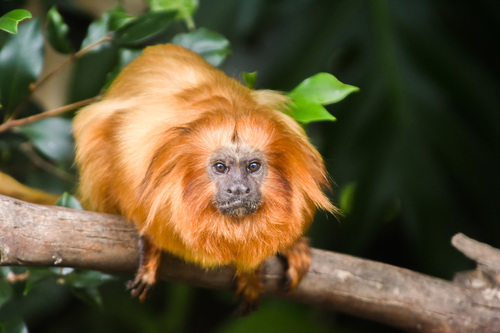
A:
287 72 359 123
0 9 31 34
0 1 498 332
46 6 71 54
0 18 43 116
55 192 83 210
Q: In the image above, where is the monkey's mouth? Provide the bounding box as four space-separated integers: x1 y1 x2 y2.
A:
217 199 259 217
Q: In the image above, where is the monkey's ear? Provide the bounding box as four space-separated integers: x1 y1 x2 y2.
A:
251 90 291 113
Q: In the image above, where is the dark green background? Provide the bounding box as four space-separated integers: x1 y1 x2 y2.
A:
1 0 499 332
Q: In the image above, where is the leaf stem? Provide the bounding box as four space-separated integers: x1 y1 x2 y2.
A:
18 142 76 182
7 34 112 121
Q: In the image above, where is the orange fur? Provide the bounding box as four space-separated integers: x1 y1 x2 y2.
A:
73 44 335 306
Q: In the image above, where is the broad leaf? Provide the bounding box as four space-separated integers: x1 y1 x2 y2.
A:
55 192 83 210
148 0 198 29
0 318 27 333
288 97 336 124
23 268 57 295
72 13 118 101
81 12 111 49
286 72 358 124
19 118 74 163
107 6 134 32
218 300 331 333
288 72 359 106
0 279 13 308
67 271 115 308
114 11 177 47
339 182 357 214
172 27 230 66
46 6 71 54
67 271 115 289
70 287 103 308
243 71 257 89
0 9 31 34
0 18 43 116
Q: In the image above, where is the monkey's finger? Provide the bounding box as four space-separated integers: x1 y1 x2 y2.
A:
283 266 298 291
126 277 155 302
280 237 311 292
233 298 260 317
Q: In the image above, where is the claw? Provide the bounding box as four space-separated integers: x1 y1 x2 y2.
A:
280 237 311 292
126 272 155 302
234 265 264 316
128 234 162 302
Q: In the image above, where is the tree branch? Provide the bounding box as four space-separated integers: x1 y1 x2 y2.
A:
1 194 499 332
0 95 102 133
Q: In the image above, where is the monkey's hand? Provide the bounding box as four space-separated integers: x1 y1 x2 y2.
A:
234 265 264 316
126 235 162 302
279 237 311 291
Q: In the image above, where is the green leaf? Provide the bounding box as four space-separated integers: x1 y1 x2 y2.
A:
23 268 57 295
243 71 257 89
218 300 330 333
288 72 359 106
81 12 111 49
0 279 13 308
0 18 43 116
114 11 177 47
0 267 10 277
288 98 336 124
70 286 103 308
163 285 194 332
55 192 83 210
285 72 358 124
67 271 115 308
172 27 231 66
72 13 118 101
46 6 71 54
148 0 199 29
0 318 28 333
18 118 74 163
107 6 135 32
67 271 115 289
0 9 32 34
339 182 357 215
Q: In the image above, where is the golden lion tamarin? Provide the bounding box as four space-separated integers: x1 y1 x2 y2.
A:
73 44 335 314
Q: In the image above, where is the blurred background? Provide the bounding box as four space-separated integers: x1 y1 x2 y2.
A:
0 0 499 332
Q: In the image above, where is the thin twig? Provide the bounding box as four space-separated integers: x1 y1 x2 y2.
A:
8 35 112 121
31 35 113 94
0 95 102 132
18 142 75 182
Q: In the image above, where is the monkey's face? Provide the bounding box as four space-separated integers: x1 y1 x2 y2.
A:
207 146 267 218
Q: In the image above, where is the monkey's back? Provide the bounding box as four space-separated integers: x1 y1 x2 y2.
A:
73 44 333 272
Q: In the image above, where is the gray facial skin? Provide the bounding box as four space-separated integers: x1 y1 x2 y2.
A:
207 146 267 218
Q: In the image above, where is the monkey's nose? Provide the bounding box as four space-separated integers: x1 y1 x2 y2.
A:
227 184 250 196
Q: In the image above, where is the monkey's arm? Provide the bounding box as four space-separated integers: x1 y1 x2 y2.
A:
234 237 311 315
126 234 163 302
279 237 311 291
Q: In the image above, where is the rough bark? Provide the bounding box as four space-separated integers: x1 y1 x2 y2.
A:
1 194 499 332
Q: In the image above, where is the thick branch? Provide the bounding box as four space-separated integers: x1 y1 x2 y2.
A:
1 194 499 332
452 233 500 285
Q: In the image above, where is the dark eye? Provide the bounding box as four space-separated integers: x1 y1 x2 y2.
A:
213 162 228 174
247 161 261 173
